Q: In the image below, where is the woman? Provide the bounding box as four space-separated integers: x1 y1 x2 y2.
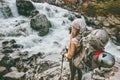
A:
63 17 109 80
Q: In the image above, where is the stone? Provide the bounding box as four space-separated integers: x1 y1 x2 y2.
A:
68 13 76 21
32 0 56 5
19 51 29 60
117 46 120 50
0 32 5 37
116 31 120 45
9 51 20 60
0 0 4 3
0 66 7 78
2 41 9 47
10 67 18 72
103 20 110 27
30 13 51 36
107 27 120 45
0 66 6 73
11 44 23 49
2 48 14 54
16 0 36 16
3 71 25 80
55 0 65 6
9 39 16 44
0 3 13 18
30 10 39 18
0 53 5 61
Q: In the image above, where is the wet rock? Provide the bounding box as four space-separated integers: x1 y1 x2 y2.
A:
0 32 5 37
9 39 16 44
0 53 5 61
106 27 120 45
74 12 82 18
19 51 29 56
2 40 16 48
32 0 56 5
116 31 120 45
37 52 45 59
0 66 7 79
9 51 20 60
16 0 36 16
2 40 9 47
15 20 26 26
55 0 78 6
68 13 76 21
2 48 14 54
0 55 19 68
0 3 13 18
11 44 23 49
30 13 51 36
3 71 25 80
10 67 18 72
0 55 9 67
7 30 25 37
37 60 60 73
19 51 29 60
30 10 39 18
0 66 7 73
55 0 65 6
64 12 82 21
0 0 4 3
2 39 23 51
55 0 81 11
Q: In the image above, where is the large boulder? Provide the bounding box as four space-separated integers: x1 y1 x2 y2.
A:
16 0 36 16
30 13 51 36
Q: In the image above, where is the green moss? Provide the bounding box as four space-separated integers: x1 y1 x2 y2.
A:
85 1 120 17
106 1 120 17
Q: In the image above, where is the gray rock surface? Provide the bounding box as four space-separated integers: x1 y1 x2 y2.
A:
16 0 36 16
0 66 6 72
32 0 56 5
30 13 51 36
0 3 13 18
0 66 7 79
3 71 25 80
0 53 5 61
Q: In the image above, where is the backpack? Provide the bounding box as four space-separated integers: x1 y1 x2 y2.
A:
73 29 109 69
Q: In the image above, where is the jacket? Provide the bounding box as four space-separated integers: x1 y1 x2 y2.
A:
65 18 87 59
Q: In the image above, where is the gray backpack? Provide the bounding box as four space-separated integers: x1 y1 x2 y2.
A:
83 29 109 53
73 29 109 69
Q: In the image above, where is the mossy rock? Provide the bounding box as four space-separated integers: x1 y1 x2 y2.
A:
85 1 120 17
